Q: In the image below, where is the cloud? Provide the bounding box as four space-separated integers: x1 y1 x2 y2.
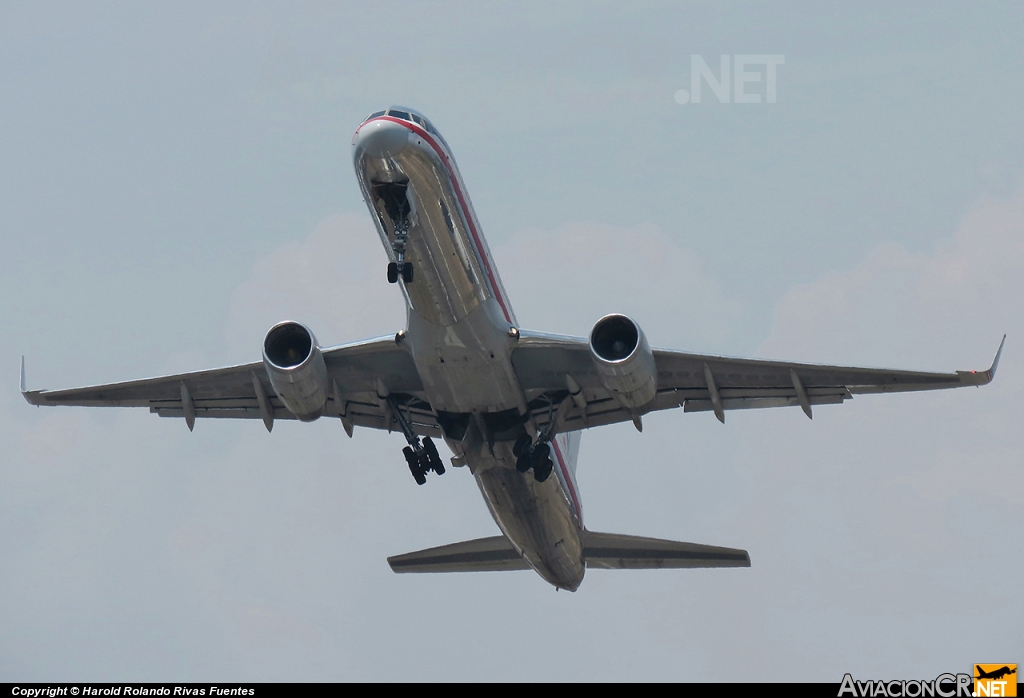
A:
223 213 407 355
494 221 741 350
759 184 1024 367
756 182 1024 508
223 215 739 353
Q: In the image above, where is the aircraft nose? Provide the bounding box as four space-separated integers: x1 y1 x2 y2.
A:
353 118 409 158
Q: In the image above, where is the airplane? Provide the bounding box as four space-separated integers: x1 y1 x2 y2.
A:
975 666 1017 681
22 105 1005 591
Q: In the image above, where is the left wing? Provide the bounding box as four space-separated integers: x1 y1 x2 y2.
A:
22 336 440 436
512 331 1005 431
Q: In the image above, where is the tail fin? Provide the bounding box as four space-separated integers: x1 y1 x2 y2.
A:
582 530 750 569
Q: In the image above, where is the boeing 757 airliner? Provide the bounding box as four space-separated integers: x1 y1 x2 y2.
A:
22 106 1004 590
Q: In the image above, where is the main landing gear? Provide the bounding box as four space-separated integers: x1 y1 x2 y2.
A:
386 393 444 485
403 436 445 486
513 434 554 483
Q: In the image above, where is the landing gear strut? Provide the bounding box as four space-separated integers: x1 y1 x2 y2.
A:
375 182 415 285
388 394 443 485
513 394 574 483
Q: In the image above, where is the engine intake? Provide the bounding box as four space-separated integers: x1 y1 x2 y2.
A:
262 321 329 421
589 314 657 410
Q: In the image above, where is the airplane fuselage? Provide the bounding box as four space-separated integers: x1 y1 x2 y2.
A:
352 109 585 590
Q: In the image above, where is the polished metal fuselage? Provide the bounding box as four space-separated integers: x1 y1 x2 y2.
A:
352 113 585 590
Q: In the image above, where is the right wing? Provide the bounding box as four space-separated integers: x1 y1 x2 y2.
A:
22 336 440 436
512 331 1005 430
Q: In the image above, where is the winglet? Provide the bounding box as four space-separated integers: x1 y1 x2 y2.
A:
957 334 1006 386
989 334 1006 381
18 356 46 405
19 357 46 406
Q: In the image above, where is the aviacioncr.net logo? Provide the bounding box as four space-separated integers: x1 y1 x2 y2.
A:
839 673 973 698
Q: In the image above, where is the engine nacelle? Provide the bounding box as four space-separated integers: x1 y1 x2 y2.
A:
589 314 657 410
262 321 329 421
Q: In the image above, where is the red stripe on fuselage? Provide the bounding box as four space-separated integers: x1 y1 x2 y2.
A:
356 116 582 527
551 437 583 528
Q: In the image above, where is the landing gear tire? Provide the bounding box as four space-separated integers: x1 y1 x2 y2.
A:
401 262 414 283
530 442 550 470
512 434 532 458
404 446 426 485
516 453 532 473
423 437 445 475
387 262 399 284
533 456 553 483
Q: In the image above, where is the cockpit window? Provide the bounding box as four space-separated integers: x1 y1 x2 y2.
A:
377 108 451 153
424 122 450 151
365 111 385 122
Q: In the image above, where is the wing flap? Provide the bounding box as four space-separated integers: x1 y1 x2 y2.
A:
583 531 750 569
387 535 530 573
682 390 848 414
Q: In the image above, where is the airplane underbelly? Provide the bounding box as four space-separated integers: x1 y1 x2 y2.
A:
469 442 585 591
406 301 524 413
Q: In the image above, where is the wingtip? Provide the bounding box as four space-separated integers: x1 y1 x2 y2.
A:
956 335 1006 387
990 334 1007 380
20 356 45 406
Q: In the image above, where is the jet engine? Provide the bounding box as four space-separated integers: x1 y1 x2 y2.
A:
262 321 329 421
589 314 657 410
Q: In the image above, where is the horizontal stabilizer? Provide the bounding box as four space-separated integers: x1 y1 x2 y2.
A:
583 531 750 569
388 535 530 574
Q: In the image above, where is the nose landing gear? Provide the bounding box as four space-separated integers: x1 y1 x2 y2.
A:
374 181 415 285
387 260 411 282
384 193 413 285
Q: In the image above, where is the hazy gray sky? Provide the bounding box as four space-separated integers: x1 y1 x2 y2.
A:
2 1 1021 681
